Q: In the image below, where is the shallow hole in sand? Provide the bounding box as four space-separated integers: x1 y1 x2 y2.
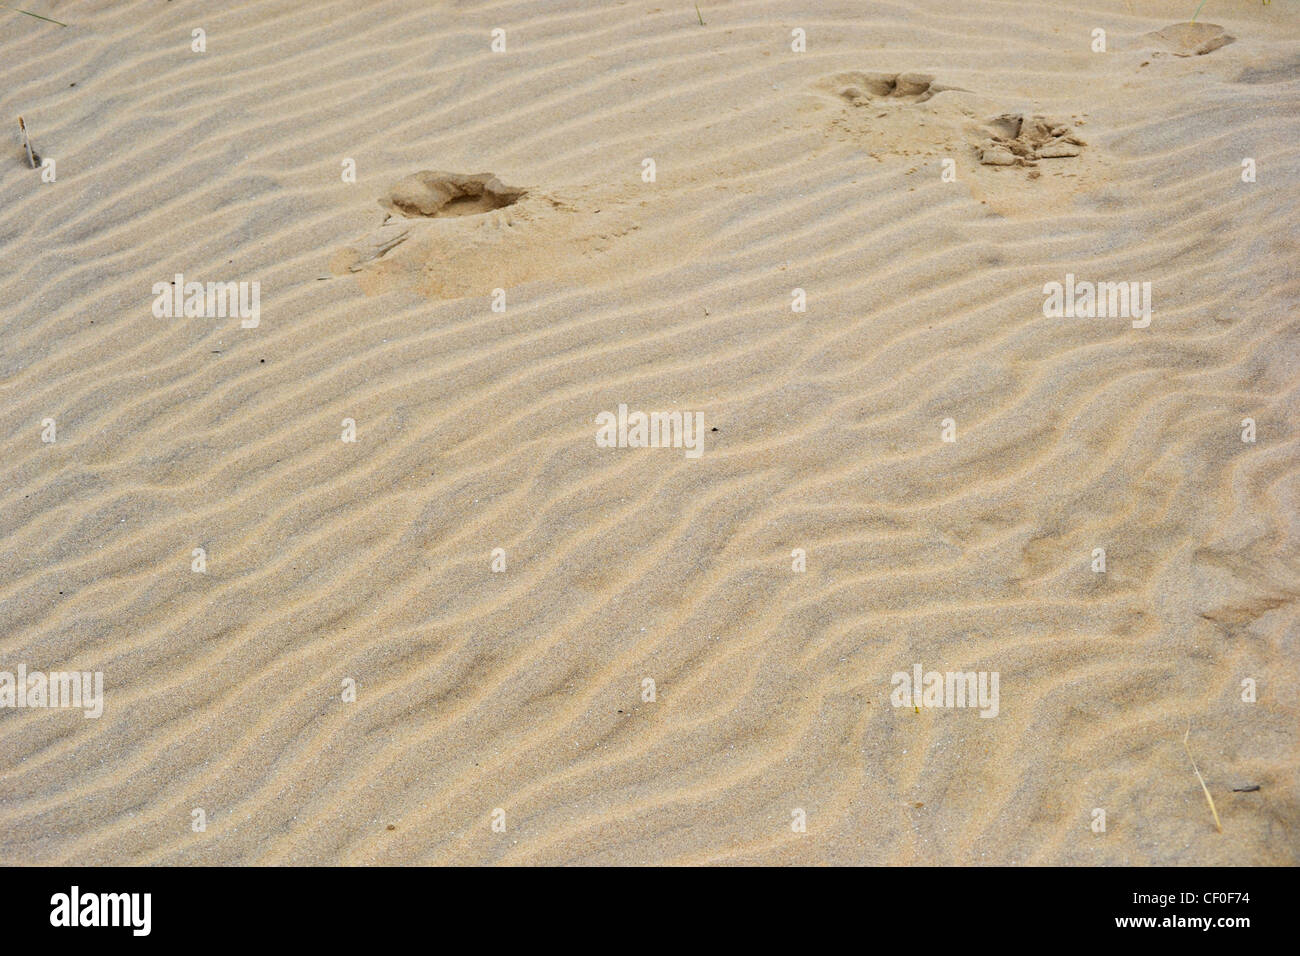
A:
835 71 953 104
1145 22 1235 57
381 171 526 220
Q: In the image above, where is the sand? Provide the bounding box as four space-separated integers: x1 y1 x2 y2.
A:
0 0 1296 866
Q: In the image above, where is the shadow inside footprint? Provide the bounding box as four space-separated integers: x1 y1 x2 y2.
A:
381 171 526 219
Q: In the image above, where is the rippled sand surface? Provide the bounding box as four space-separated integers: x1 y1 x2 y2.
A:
1 0 1296 865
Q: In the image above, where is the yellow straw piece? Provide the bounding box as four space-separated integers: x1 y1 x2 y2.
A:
1182 723 1222 833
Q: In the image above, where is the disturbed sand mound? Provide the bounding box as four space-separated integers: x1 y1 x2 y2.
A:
330 168 663 299
977 115 1087 167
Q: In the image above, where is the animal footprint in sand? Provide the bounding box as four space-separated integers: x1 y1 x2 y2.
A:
334 170 647 298
381 171 526 220
337 171 529 274
976 115 1086 168
832 71 961 106
1144 22 1235 57
818 71 973 157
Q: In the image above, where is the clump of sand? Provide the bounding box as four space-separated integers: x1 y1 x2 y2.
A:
978 115 1086 167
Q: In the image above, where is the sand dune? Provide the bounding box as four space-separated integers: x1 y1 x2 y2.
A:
0 0 1296 865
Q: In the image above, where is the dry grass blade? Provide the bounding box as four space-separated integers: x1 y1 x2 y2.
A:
1182 723 1223 833
2 5 68 26
1192 0 1272 22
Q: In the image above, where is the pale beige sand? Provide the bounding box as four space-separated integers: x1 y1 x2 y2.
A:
0 0 1297 865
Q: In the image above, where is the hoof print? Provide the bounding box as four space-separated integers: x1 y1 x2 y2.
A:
978 114 1085 168
834 71 957 105
381 171 526 220
1145 22 1235 57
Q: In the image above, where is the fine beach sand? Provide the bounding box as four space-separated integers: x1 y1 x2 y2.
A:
1 0 1297 865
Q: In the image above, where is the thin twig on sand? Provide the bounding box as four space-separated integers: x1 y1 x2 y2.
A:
18 116 38 168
